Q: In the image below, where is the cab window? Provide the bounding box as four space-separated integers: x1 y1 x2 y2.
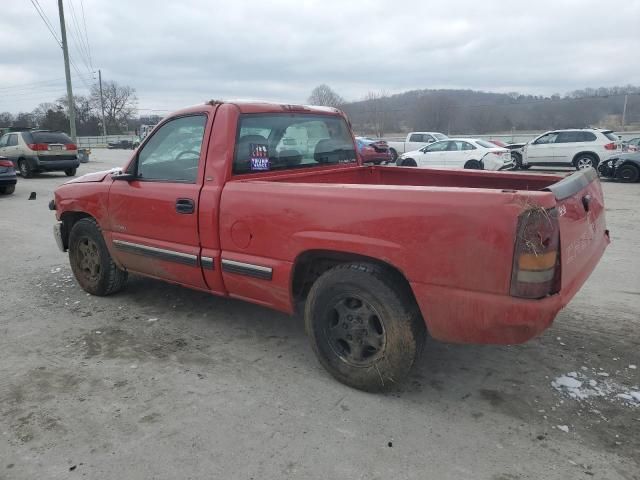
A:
136 115 206 183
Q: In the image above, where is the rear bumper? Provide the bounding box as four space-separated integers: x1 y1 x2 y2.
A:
0 175 17 186
411 228 608 344
26 155 79 171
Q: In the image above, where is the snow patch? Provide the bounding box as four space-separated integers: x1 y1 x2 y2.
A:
552 372 640 407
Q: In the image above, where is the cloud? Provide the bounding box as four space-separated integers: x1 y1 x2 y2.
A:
1 0 639 113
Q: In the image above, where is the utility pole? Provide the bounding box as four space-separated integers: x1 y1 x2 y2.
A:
98 69 107 136
622 94 628 129
57 0 76 142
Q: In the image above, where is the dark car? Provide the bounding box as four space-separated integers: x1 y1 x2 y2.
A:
355 137 393 165
0 156 17 194
107 139 138 150
598 152 640 183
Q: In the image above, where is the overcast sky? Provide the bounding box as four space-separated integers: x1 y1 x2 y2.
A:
1 0 639 114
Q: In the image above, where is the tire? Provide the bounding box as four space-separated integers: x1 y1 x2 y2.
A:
305 262 425 392
511 151 523 169
464 160 482 169
401 158 417 167
68 218 128 296
18 159 33 178
617 164 640 183
574 153 598 170
0 185 15 195
389 148 398 162
64 167 77 177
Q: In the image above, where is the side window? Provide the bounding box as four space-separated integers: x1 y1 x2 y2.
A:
461 141 475 151
425 141 449 152
424 135 435 143
136 115 206 183
409 134 424 142
0 134 8 148
7 134 18 147
581 132 597 142
534 133 558 145
446 141 461 151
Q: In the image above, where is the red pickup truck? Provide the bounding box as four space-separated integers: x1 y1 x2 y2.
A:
50 101 609 391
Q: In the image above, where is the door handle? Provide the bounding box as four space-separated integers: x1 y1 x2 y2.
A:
176 198 195 214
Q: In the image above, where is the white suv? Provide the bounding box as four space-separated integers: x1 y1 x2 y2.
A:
522 129 619 170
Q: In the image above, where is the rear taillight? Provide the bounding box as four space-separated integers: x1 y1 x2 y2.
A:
28 143 49 151
65 143 77 150
510 207 560 299
604 142 617 150
0 159 13 168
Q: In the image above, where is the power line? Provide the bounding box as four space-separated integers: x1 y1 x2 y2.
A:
79 0 93 70
27 0 94 90
66 0 92 75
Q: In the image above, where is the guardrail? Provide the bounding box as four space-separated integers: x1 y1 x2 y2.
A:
77 135 137 148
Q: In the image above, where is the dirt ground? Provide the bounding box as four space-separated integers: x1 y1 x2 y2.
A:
0 149 638 480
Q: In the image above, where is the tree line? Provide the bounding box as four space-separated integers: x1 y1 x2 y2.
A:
0 80 138 135
308 84 640 136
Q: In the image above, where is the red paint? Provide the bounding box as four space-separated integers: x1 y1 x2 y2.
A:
53 101 609 344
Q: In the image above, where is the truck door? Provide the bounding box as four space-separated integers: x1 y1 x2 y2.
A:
107 114 210 289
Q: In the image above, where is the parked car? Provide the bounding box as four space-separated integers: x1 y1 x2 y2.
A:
622 137 640 152
0 156 17 194
355 137 392 164
598 152 640 183
108 139 137 150
0 130 79 178
397 138 514 171
50 101 608 392
522 129 619 170
386 131 448 162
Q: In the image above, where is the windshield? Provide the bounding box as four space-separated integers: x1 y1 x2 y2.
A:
234 114 356 174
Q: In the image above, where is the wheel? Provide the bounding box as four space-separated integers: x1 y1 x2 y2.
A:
389 148 398 162
18 159 33 178
0 185 15 195
464 160 482 169
574 154 598 170
511 151 523 169
401 158 417 167
305 262 425 392
64 167 77 177
617 164 640 183
68 218 128 296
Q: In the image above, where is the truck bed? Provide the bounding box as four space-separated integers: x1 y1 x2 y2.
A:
240 164 561 192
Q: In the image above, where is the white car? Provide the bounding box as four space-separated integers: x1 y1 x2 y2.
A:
386 131 448 161
397 138 513 171
522 128 619 170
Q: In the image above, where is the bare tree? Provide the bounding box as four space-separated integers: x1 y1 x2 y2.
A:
363 90 390 137
90 81 137 133
308 84 345 108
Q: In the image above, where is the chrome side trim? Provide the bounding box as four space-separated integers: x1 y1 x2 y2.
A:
112 240 198 266
221 259 273 280
201 256 215 270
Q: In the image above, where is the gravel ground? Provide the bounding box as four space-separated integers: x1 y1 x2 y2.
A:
0 149 638 480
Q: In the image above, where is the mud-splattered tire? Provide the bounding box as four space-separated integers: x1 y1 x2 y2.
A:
305 262 425 392
68 218 127 296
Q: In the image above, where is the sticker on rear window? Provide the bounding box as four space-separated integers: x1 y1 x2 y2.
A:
250 143 270 171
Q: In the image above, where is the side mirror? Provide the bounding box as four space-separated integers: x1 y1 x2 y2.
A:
112 172 136 181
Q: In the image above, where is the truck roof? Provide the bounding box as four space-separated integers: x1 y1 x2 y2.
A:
170 101 343 117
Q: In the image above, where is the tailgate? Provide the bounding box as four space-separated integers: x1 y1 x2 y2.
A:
545 168 609 293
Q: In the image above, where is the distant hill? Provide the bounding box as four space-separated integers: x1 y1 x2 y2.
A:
340 86 640 136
